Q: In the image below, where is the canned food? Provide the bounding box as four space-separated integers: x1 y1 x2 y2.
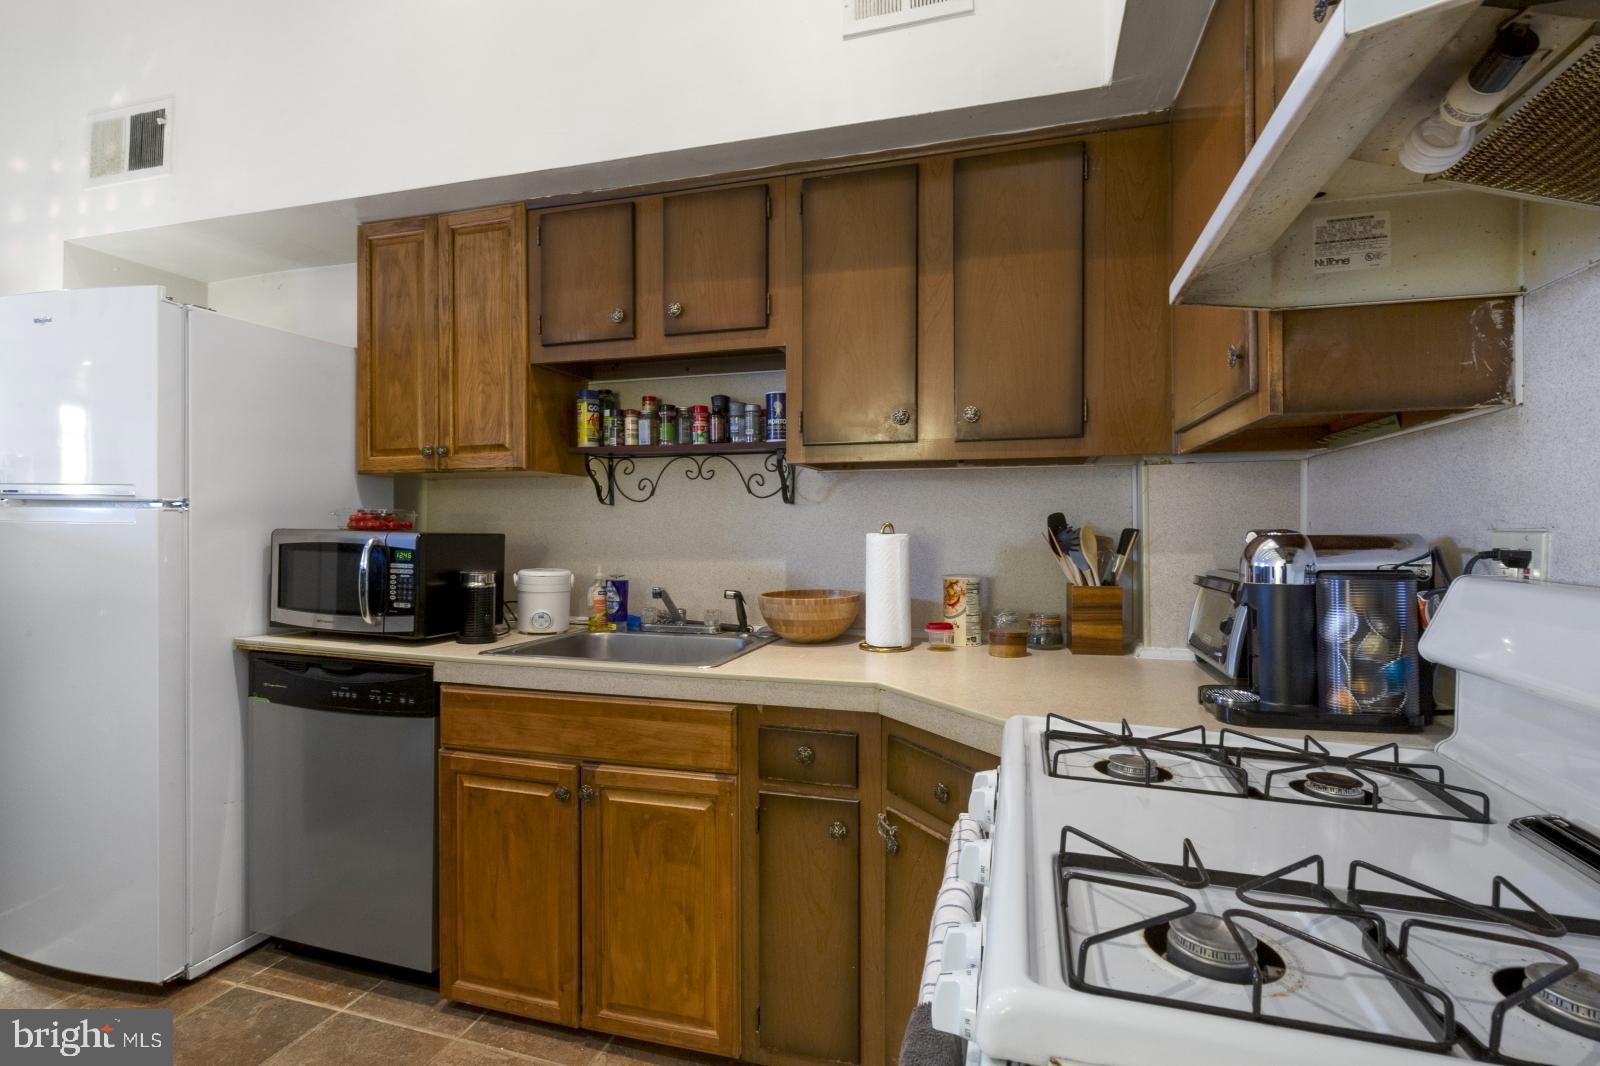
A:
765 392 787 443
943 575 983 646
576 389 600 447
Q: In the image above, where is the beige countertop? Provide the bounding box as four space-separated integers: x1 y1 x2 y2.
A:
234 628 1451 756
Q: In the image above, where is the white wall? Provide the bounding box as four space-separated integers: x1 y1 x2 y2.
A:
208 265 357 348
0 0 1126 296
1307 263 1600 587
61 243 207 305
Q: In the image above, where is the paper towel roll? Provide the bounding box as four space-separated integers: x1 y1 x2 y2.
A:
865 526 912 648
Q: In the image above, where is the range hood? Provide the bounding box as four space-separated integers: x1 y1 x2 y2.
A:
1172 0 1600 310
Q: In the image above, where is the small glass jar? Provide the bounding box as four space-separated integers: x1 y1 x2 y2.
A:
992 608 1023 630
640 395 659 418
623 409 640 446
925 621 956 650
637 410 654 447
658 405 679 445
1027 612 1064 650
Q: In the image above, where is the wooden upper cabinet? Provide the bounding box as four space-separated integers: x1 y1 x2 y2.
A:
535 202 635 345
1258 0 1331 134
1171 0 1259 432
357 216 439 473
756 791 861 1064
581 764 739 1056
438 204 527 471
438 751 580 1026
952 143 1085 442
798 166 919 446
662 184 770 335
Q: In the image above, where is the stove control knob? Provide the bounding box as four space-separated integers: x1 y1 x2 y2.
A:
931 970 978 1038
968 771 997 824
958 840 992 886
941 921 983 972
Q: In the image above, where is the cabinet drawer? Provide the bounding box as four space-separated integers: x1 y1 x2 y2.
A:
441 686 736 773
757 726 857 787
886 736 974 827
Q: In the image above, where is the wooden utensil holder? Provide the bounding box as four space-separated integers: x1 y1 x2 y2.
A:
1068 585 1125 655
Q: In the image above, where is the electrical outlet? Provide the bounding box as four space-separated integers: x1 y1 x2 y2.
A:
1490 528 1552 580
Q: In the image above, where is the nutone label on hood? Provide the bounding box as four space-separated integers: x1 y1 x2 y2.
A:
1312 212 1391 273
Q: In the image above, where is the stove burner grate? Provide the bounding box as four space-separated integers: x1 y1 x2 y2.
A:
1291 770 1376 806
1154 912 1287 984
1042 715 1248 796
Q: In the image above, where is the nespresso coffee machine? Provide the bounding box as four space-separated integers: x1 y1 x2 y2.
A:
1189 532 1439 731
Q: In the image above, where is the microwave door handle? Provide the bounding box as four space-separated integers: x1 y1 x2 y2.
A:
358 537 379 626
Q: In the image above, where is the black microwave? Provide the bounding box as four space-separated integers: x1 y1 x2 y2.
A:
269 529 505 639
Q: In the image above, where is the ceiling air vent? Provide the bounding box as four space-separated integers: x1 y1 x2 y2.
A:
1440 36 1600 207
843 0 973 39
87 98 172 185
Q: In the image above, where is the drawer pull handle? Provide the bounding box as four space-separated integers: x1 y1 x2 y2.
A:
933 782 951 805
876 811 900 855
828 821 849 841
554 785 572 803
795 745 816 765
578 785 596 803
666 301 684 319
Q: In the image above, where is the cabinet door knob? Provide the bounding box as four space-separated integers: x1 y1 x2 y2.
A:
795 745 816 765
578 784 596 803
609 307 626 324
932 782 951 805
421 445 434 458
828 821 849 841
437 444 450 458
1226 344 1243 369
554 785 572 803
891 408 911 427
666 302 684 319
876 811 900 855
961 405 981 424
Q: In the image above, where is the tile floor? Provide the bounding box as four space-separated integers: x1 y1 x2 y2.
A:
0 943 732 1066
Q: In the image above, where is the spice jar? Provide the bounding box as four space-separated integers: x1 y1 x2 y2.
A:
690 405 711 445
638 408 654 446
658 405 679 445
925 621 956 650
1027 612 1064 650
709 395 729 445
599 389 619 447
623 409 639 446
988 628 1028 659
640 395 659 417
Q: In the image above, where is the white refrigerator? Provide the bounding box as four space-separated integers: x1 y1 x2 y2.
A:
0 286 390 982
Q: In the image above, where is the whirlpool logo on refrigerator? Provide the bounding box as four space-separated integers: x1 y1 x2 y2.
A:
2 1010 171 1064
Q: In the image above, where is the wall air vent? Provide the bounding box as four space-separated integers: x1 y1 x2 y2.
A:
1440 36 1600 207
87 98 172 186
843 0 973 39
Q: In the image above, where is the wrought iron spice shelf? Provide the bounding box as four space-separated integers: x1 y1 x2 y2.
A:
574 444 796 506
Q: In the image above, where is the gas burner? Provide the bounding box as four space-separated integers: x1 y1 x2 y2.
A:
1097 751 1173 784
1523 963 1600 1039
1295 771 1372 805
1164 913 1260 983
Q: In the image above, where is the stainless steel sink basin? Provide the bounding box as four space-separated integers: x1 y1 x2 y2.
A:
483 628 778 669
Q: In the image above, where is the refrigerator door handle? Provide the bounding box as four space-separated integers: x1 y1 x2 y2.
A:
357 538 379 627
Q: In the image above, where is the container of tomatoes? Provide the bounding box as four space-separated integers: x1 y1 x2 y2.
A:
336 509 417 532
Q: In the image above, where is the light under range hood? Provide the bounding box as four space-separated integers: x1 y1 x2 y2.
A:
1172 0 1600 311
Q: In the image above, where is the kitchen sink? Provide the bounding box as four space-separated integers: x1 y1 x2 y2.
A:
483 628 778 669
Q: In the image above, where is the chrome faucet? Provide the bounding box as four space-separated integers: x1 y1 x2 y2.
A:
651 586 687 625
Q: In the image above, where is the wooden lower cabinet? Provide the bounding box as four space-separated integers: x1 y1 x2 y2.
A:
438 751 581 1025
581 764 740 1055
756 792 861 1062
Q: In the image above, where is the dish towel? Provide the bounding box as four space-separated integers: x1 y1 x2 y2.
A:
900 815 984 1066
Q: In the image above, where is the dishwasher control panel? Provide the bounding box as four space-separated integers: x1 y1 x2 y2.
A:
248 654 436 717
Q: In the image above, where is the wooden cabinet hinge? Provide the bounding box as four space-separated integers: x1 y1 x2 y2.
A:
765 194 772 220
766 292 772 318
1083 396 1089 426
535 220 541 247
1083 149 1090 182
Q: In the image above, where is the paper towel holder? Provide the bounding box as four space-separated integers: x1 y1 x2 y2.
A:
861 521 915 653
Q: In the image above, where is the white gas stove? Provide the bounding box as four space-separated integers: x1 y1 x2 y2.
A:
930 577 1600 1066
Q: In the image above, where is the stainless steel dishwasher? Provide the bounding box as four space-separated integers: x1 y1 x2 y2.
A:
246 653 437 972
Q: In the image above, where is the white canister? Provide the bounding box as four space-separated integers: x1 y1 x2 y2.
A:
513 568 574 633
